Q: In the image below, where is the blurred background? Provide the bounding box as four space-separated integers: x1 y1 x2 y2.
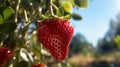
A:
1 0 120 67
66 0 120 67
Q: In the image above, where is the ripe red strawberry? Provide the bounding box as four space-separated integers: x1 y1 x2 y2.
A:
0 48 14 67
37 18 74 61
33 63 47 67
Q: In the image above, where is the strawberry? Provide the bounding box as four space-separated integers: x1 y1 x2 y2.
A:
33 63 47 67
37 18 74 61
0 48 14 67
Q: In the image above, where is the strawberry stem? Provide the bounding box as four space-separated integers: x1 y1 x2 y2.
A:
50 0 57 17
51 3 58 10
50 0 54 16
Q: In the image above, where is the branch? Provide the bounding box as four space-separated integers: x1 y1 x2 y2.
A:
14 0 21 23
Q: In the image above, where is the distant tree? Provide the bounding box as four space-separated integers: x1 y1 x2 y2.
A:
97 13 120 53
69 33 94 56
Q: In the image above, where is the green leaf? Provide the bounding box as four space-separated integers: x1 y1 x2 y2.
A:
114 35 120 48
3 6 14 21
74 0 88 8
41 49 50 56
72 13 82 20
20 48 34 62
0 15 4 25
31 45 40 59
39 13 48 19
56 8 64 17
68 0 75 6
64 14 71 19
0 22 17 34
30 32 41 60
62 1 73 13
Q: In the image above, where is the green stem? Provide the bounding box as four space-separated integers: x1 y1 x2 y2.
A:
23 10 36 39
49 0 58 17
39 42 43 63
14 0 21 44
14 0 21 23
50 0 55 16
0 42 3 46
23 21 30 39
24 10 28 22
51 3 58 10
14 49 20 67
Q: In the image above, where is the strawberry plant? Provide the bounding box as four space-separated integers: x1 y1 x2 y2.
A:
0 0 88 67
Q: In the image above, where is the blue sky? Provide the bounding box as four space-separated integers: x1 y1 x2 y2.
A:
71 0 120 47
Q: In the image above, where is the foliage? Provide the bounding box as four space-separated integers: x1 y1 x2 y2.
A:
69 33 94 56
114 35 120 48
97 13 120 53
0 0 88 67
